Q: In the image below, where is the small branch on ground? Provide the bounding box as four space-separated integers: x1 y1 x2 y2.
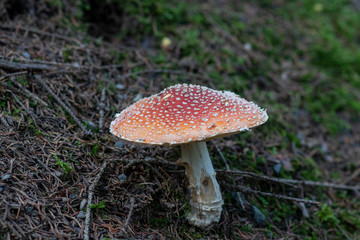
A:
213 142 246 209
212 141 230 171
337 223 353 240
110 157 359 191
0 71 28 81
12 58 122 71
107 157 178 167
124 197 135 229
98 88 106 132
0 58 82 71
35 75 90 134
219 169 360 191
84 161 108 240
123 161 136 172
108 157 357 205
0 24 82 45
0 58 129 72
225 184 320 205
0 59 51 71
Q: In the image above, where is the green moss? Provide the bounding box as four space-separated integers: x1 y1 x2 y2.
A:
292 222 319 240
317 204 339 226
54 154 73 175
239 224 253 233
301 158 322 181
148 52 168 64
90 144 100 157
90 201 106 209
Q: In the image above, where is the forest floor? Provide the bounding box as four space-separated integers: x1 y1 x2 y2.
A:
1 0 360 239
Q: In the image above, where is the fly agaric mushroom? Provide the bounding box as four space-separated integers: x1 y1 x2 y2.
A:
110 84 268 227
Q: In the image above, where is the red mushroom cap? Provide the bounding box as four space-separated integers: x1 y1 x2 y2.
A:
110 84 268 145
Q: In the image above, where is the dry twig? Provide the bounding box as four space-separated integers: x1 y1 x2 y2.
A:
220 169 360 191
107 157 177 167
0 59 51 71
98 88 106 132
212 141 230 171
84 161 108 240
124 197 135 229
0 71 27 81
0 58 128 72
225 184 320 205
213 142 247 209
0 24 82 45
109 157 359 191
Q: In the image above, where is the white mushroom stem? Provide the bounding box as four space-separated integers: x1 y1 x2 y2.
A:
178 142 223 228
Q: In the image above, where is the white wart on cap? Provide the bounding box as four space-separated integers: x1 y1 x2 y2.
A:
110 84 268 145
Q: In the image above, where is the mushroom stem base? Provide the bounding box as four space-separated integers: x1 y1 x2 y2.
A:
178 142 223 228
